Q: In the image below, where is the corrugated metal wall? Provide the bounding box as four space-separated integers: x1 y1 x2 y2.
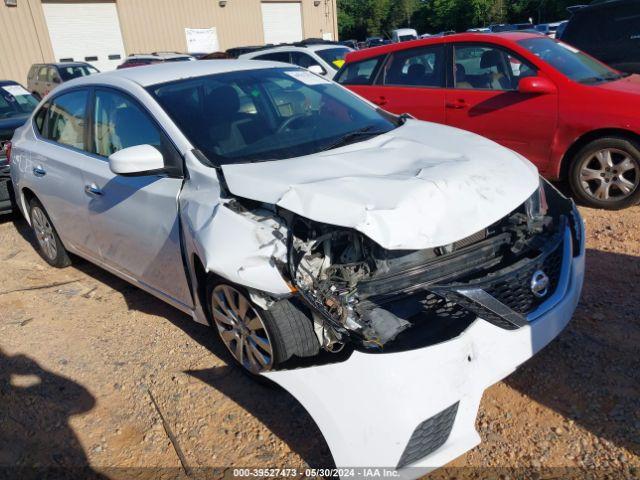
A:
0 0 54 85
117 0 338 53
0 0 338 83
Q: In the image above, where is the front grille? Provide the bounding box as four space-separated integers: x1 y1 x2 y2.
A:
483 242 563 315
397 402 459 469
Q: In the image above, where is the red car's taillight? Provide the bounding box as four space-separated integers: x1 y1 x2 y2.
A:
3 141 11 164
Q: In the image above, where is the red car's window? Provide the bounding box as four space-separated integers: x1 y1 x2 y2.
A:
335 57 383 85
453 44 536 91
380 45 445 88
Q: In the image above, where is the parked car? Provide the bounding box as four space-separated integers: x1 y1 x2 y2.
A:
392 28 418 43
27 62 98 99
239 41 352 79
365 36 387 47
0 81 38 215
339 39 359 50
560 0 640 74
337 32 640 209
10 60 584 476
535 21 567 38
117 52 195 69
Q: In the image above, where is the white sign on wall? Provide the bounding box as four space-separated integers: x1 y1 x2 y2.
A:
185 27 220 54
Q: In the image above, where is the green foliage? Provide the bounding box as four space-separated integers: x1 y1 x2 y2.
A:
337 0 575 39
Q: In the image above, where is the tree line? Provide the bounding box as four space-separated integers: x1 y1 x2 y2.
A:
337 0 577 39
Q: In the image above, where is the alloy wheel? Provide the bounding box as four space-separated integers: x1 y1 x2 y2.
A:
210 285 274 374
31 206 58 261
579 148 639 202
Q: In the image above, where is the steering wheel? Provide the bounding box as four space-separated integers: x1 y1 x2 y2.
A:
276 114 309 134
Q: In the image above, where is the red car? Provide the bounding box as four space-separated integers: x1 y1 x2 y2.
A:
336 32 640 209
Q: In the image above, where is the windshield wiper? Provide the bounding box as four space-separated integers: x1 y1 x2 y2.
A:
320 125 387 152
579 74 623 84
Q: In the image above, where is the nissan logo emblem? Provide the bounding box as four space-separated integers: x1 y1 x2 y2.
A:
530 270 550 298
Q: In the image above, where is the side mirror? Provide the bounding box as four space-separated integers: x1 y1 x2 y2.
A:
109 144 165 176
518 76 557 95
308 64 326 76
52 77 61 84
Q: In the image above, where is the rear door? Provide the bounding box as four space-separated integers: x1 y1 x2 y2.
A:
444 43 558 170
28 89 100 257
82 87 191 307
335 56 389 112
371 44 447 123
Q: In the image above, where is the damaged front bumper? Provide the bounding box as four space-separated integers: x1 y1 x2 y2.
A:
264 219 585 478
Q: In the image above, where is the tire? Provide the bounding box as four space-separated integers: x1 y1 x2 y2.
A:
29 198 71 267
208 282 319 374
568 136 640 210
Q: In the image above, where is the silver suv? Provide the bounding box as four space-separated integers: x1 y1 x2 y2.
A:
27 62 99 100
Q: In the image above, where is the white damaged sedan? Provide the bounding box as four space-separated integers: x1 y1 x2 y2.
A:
10 61 585 476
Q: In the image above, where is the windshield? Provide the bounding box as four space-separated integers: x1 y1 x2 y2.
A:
0 85 38 119
148 68 396 164
315 47 350 70
517 37 622 84
58 65 99 81
399 35 417 42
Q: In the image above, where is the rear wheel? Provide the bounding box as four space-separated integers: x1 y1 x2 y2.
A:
208 283 319 374
29 198 71 267
569 137 640 210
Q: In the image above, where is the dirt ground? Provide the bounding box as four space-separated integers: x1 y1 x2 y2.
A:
0 205 639 480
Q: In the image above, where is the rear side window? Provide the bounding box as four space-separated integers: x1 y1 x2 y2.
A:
254 52 291 63
45 90 88 149
34 103 49 133
335 57 383 85
290 52 322 70
381 45 445 87
37 67 48 81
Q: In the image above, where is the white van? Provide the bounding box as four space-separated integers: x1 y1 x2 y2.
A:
392 28 418 42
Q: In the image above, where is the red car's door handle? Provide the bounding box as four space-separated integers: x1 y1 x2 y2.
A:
373 96 387 106
446 99 467 109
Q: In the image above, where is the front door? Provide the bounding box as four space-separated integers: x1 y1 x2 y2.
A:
82 88 192 308
445 43 558 172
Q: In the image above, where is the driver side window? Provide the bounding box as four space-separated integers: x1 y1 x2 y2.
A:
93 90 162 157
453 45 536 91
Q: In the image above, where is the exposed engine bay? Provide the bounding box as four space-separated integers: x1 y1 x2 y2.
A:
281 180 578 352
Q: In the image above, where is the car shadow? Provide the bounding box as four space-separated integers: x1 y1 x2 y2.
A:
505 248 640 456
0 348 107 479
5 215 335 470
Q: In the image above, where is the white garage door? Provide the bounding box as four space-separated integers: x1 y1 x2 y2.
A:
261 2 303 45
42 2 126 72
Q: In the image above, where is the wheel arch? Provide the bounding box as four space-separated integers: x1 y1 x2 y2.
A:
559 128 640 180
20 187 37 225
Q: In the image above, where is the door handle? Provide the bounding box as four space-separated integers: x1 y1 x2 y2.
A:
84 183 103 196
32 166 46 177
373 96 387 106
446 99 467 110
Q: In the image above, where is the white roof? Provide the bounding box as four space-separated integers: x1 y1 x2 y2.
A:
241 43 350 57
59 59 288 88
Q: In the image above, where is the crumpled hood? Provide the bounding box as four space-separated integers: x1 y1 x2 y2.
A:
222 120 539 250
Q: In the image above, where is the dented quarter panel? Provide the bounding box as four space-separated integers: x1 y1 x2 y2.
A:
222 120 540 250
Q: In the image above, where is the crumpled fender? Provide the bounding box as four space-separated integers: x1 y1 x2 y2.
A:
179 152 292 305
262 233 585 478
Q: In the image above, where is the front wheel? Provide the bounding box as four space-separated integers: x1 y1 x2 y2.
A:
568 137 640 210
208 283 319 374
